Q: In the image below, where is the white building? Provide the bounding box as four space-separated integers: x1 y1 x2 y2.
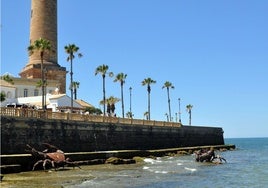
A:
1 77 90 113
1 75 93 113
0 79 16 107
12 77 60 98
4 94 84 113
0 74 60 98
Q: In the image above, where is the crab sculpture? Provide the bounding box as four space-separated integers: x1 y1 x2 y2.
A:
26 143 80 171
194 148 227 164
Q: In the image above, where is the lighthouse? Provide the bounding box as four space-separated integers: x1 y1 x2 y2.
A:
20 0 66 94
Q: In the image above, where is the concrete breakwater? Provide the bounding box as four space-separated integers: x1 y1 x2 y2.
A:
1 115 224 154
1 144 235 174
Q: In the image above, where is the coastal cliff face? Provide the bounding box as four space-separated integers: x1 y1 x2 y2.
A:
1 116 224 154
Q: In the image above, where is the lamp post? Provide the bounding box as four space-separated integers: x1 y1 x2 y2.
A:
129 87 132 118
178 98 181 123
44 68 48 110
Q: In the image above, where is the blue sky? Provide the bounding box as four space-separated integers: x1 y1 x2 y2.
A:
1 0 268 138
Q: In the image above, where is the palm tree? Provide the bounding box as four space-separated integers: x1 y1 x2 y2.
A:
165 113 169 121
95 64 114 116
100 96 120 116
36 80 47 88
28 38 52 110
126 111 134 119
1 92 6 102
0 74 14 84
114 73 127 118
144 111 149 120
142 78 156 120
186 104 193 126
162 81 175 122
70 81 80 100
64 44 82 113
108 96 120 116
85 106 102 115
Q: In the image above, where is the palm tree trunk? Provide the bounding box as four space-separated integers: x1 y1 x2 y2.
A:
107 103 111 116
74 88 77 100
167 88 172 122
121 83 124 118
148 91 151 120
70 58 73 113
41 53 45 111
189 110 192 126
103 75 106 116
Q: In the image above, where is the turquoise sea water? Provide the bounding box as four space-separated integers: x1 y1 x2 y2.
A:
2 137 268 188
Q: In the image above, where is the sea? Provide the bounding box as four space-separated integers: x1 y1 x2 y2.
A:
1 137 268 188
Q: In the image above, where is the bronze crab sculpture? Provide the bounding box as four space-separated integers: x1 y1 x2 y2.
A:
194 148 227 164
26 143 80 171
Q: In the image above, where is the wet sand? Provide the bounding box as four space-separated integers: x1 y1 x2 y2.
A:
0 163 142 188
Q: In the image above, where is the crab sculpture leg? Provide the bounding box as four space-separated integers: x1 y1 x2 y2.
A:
32 159 54 170
211 155 227 163
32 160 44 171
65 158 81 169
43 159 54 170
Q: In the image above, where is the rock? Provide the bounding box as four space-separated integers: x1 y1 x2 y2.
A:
133 156 145 163
105 157 136 165
177 151 189 155
74 159 105 166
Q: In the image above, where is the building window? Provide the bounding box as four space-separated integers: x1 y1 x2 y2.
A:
34 89 39 96
24 89 28 97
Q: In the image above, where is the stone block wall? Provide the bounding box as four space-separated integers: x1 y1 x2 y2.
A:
1 116 224 154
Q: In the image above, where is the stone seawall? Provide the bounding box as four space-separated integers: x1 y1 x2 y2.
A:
1 116 224 154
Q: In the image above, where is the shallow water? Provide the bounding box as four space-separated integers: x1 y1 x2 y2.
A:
1 138 268 188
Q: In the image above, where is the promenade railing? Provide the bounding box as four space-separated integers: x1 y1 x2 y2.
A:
0 107 181 127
